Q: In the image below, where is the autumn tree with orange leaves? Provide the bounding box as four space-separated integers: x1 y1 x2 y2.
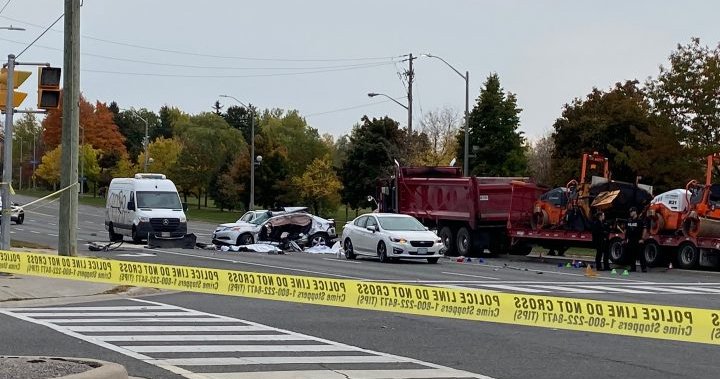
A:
42 95 127 157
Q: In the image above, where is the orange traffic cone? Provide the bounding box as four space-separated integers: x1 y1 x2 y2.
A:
584 264 597 277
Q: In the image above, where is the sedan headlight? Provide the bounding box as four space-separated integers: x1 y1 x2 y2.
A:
435 238 442 243
390 237 408 244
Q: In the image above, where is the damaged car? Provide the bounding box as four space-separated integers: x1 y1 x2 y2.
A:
212 208 336 247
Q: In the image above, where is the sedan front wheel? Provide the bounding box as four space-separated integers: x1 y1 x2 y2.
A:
377 241 390 263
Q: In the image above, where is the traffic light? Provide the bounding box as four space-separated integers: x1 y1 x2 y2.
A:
0 68 31 108
37 66 61 110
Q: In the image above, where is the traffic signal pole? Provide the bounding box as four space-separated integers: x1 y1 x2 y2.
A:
1 54 16 250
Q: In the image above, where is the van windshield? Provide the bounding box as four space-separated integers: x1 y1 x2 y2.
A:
136 191 182 209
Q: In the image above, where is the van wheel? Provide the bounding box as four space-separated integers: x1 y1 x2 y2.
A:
131 227 144 243
16 213 24 225
108 224 122 242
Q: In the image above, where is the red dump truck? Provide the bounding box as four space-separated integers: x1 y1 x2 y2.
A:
376 166 545 256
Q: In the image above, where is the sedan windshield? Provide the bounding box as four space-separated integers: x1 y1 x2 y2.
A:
377 216 426 231
250 212 272 225
136 191 182 209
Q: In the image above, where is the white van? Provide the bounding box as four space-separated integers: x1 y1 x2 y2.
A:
105 173 188 242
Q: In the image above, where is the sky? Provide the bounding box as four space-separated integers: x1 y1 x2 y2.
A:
1 0 719 141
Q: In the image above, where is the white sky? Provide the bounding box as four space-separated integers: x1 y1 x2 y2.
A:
2 0 719 140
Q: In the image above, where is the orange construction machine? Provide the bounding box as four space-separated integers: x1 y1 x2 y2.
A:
531 152 609 231
682 153 720 238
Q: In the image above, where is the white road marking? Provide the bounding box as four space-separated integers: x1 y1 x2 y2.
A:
190 369 483 379
127 344 355 353
628 286 697 294
525 285 603 294
66 325 268 332
30 230 40 234
479 284 549 293
442 271 499 280
49 233 58 237
574 285 652 294
8 306 172 311
149 356 408 366
676 286 720 293
17 311 203 317
3 298 490 379
47 318 237 324
96 334 309 342
321 257 360 264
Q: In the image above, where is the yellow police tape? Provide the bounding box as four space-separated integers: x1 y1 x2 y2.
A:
1 250 719 345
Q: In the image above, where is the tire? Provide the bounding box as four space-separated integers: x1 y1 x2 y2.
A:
237 233 254 246
108 224 122 242
310 233 330 247
343 239 356 260
608 238 626 264
455 227 473 256
676 243 699 269
377 241 389 263
643 241 664 267
427 257 439 264
15 213 24 225
531 209 549 230
131 227 143 243
438 227 456 256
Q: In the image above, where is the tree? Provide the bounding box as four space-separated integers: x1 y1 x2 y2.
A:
292 155 342 215
646 38 720 155
551 81 655 185
340 116 405 209
526 133 555 186
212 100 223 115
222 105 254 144
36 146 62 190
137 137 182 176
112 107 160 161
457 74 527 176
42 96 127 157
215 148 250 211
420 107 460 166
79 144 101 191
112 156 136 178
156 105 187 140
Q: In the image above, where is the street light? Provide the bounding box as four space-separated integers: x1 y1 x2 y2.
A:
219 94 258 211
367 93 411 131
123 108 150 172
0 26 25 31
422 54 470 176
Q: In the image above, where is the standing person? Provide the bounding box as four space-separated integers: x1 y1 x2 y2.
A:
591 211 610 270
625 207 647 272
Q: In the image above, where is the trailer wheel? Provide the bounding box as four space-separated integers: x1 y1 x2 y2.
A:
676 242 699 269
530 210 549 230
439 227 456 256
643 241 664 267
609 238 627 264
455 227 473 256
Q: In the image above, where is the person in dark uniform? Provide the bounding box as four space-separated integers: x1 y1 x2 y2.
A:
625 207 647 272
591 211 610 271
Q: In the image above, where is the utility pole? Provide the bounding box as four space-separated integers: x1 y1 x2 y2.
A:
405 53 415 133
59 0 80 256
18 137 22 190
464 70 470 177
1 54 16 250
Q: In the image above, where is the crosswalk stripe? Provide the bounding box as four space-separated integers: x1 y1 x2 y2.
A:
47 318 236 324
5 306 172 311
573 285 652 294
675 286 720 294
94 334 308 342
17 312 204 317
628 286 697 294
124 344 355 353
189 368 486 379
525 285 603 293
479 284 549 293
65 325 268 332
149 355 409 366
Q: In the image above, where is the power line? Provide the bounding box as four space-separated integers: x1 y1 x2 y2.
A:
0 37 401 70
306 100 394 117
15 12 63 58
81 62 395 78
0 14 402 62
0 0 13 16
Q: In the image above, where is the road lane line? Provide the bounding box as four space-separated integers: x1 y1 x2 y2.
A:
96 335 308 342
125 344 355 353
321 257 360 264
442 271 499 280
17 311 204 317
675 286 720 293
628 286 697 294
47 317 238 323
525 285 604 294
6 306 172 311
574 285 652 294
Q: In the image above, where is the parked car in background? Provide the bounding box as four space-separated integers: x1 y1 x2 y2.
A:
212 207 336 247
341 213 445 263
0 198 24 224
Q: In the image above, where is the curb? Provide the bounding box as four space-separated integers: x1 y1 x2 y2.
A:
61 358 127 379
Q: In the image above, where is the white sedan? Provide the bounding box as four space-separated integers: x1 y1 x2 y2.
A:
341 213 444 263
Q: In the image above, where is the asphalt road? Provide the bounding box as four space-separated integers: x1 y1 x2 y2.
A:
4 194 720 378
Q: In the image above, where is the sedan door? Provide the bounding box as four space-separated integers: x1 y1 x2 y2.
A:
358 216 380 254
344 216 367 253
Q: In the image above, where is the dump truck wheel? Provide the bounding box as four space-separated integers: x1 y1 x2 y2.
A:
455 227 473 256
439 227 456 256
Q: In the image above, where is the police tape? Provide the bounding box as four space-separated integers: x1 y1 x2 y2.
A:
1 250 719 345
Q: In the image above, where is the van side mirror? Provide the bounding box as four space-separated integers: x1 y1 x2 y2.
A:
182 202 189 212
127 201 135 211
